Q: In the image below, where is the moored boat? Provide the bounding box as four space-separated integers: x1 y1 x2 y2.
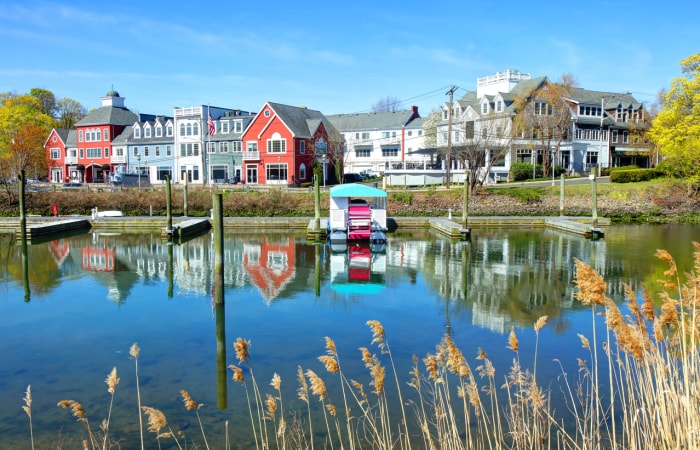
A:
328 183 387 244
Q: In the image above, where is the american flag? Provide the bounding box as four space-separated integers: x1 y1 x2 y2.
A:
208 114 215 135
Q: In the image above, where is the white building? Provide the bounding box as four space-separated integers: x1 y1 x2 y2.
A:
327 106 425 175
437 69 651 185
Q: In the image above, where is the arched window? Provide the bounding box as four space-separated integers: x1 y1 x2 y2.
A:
186 123 192 136
299 163 306 180
193 122 199 135
180 123 186 136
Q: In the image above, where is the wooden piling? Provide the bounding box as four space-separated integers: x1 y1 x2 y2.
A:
183 172 189 217
212 193 224 306
165 175 172 232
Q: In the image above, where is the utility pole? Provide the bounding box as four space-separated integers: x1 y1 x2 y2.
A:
445 85 458 189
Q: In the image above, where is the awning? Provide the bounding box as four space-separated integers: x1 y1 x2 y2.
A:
330 183 386 198
76 165 85 170
102 164 110 170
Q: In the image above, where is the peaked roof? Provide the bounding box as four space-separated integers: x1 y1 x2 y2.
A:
327 108 420 131
266 102 339 138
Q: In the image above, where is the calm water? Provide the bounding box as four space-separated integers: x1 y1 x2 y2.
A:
1 225 699 449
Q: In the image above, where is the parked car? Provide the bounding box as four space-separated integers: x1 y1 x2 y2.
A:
63 182 83 188
342 173 363 183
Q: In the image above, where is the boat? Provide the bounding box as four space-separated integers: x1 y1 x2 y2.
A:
328 183 388 245
329 242 386 295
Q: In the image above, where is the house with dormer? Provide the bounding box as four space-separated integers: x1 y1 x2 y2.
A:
173 105 254 184
437 70 651 184
206 109 256 183
112 115 175 183
327 106 423 175
240 102 342 186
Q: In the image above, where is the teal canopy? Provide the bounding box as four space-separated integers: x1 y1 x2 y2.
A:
330 183 387 198
331 282 385 295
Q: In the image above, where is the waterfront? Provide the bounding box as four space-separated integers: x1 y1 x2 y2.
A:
0 224 699 448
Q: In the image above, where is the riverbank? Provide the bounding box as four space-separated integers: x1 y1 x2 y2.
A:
2 178 699 223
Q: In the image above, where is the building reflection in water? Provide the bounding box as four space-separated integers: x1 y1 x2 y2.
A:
12 228 628 334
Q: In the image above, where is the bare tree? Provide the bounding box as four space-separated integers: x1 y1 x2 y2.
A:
372 96 402 113
512 75 576 177
453 111 512 193
421 108 441 149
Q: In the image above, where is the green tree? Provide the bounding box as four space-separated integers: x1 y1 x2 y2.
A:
55 97 87 129
649 53 700 192
29 87 57 117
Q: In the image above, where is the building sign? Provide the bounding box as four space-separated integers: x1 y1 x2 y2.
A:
315 138 327 155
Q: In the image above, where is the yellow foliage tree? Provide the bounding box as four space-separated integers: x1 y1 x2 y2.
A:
0 93 56 181
649 53 700 192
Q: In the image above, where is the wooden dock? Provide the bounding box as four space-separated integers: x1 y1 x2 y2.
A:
306 218 329 240
16 218 91 242
161 218 211 240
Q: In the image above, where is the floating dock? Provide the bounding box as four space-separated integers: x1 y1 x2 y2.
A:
161 218 211 240
1 215 608 242
16 218 91 242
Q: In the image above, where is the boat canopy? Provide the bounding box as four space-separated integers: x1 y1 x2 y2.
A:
330 183 386 198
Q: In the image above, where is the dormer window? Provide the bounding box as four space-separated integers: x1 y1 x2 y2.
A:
155 126 162 137
482 102 488 114
496 100 503 112
144 126 151 138
221 121 230 133
134 127 141 139
234 121 243 133
166 125 173 137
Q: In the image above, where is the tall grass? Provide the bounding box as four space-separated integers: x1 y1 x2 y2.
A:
29 242 700 449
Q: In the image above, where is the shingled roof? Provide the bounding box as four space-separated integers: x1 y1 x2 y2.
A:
76 105 139 127
267 102 340 138
326 108 420 131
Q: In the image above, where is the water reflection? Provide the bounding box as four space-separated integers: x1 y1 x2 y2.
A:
1 225 699 447
0 227 668 321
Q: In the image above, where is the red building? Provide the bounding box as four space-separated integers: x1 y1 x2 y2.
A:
71 90 138 183
45 128 74 183
240 102 343 185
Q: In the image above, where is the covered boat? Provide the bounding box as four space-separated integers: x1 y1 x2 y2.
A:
329 183 387 244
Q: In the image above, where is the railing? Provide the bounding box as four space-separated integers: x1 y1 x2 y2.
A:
64 156 78 164
111 155 126 164
242 151 260 161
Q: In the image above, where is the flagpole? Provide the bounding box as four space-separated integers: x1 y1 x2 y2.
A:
206 104 210 185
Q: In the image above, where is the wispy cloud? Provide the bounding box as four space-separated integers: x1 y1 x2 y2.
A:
312 51 354 65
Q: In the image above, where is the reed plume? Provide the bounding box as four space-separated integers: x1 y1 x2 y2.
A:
129 342 144 450
180 390 209 450
57 400 99 448
102 367 119 450
22 385 34 450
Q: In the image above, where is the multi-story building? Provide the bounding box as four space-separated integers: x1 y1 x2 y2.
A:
206 109 256 184
111 115 175 184
241 102 342 185
45 128 76 183
173 106 254 184
74 90 139 183
437 70 651 184
327 106 424 175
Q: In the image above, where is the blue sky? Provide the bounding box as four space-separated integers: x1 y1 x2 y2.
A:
1 0 698 117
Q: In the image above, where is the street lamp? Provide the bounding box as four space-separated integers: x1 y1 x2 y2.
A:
321 155 328 187
136 154 141 189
